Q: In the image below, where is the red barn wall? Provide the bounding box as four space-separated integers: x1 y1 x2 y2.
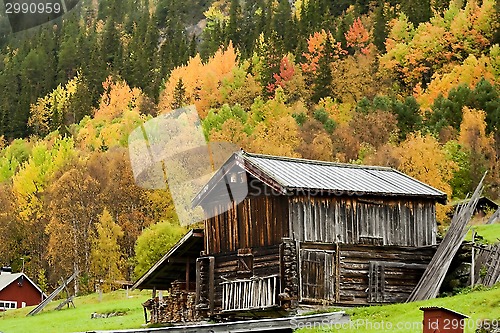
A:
0 278 43 308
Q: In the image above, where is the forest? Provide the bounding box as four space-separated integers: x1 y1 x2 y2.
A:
0 0 499 293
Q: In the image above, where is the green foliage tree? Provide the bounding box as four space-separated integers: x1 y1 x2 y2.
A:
133 221 186 278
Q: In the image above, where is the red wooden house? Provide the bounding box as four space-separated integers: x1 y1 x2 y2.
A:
0 267 45 311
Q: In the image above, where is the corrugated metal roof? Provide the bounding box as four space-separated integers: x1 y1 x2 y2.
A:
420 307 468 318
240 151 447 202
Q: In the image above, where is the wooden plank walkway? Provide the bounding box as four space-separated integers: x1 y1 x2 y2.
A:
87 312 349 333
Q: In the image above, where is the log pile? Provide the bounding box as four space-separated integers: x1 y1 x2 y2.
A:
143 281 199 324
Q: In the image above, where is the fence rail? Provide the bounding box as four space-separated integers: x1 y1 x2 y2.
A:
222 275 278 311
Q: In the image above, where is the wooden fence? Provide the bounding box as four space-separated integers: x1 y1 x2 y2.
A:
221 275 278 311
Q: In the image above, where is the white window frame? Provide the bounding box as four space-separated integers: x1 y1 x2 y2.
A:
0 300 17 310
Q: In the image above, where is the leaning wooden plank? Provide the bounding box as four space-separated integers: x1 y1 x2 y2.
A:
486 207 500 225
27 271 78 316
407 173 486 302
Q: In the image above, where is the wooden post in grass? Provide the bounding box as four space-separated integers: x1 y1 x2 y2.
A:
471 230 476 287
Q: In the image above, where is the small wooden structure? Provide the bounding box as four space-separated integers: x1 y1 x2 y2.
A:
452 197 498 219
135 151 447 321
133 229 203 323
421 307 468 333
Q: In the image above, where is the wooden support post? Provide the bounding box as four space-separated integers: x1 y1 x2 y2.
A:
471 230 476 287
143 306 148 324
209 257 215 314
152 286 157 299
195 258 201 305
335 242 340 303
186 258 190 291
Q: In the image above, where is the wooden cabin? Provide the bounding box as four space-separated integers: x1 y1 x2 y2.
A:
134 151 447 321
192 151 446 317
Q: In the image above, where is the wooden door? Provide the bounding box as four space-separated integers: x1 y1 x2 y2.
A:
300 249 336 302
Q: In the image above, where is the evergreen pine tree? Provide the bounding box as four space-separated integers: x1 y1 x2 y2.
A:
373 4 388 52
171 78 187 109
227 0 242 47
312 35 334 102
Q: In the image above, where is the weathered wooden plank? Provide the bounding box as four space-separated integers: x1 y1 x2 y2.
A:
209 257 215 314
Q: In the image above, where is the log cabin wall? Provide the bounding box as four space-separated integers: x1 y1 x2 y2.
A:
337 243 436 305
289 195 437 247
296 242 436 306
204 193 289 255
197 245 282 314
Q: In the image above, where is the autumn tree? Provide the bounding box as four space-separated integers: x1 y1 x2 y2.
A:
11 137 75 278
246 93 303 157
91 208 124 292
344 17 372 55
351 110 399 149
381 0 498 92
133 221 186 278
28 75 90 137
458 107 497 194
393 132 457 222
46 163 101 294
301 30 346 102
158 44 239 117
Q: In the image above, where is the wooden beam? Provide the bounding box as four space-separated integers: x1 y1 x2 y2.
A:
209 256 215 314
91 311 350 333
186 258 190 291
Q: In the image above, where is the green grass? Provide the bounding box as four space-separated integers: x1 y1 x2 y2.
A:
296 285 500 333
0 289 151 333
3 286 500 333
466 224 500 244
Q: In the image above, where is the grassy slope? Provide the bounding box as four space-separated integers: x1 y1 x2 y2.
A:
1 286 500 333
466 224 500 244
0 289 150 333
297 285 500 333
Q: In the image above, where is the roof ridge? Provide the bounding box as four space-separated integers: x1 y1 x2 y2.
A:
241 151 395 172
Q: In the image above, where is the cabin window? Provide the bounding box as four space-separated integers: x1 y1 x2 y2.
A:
237 248 253 276
0 301 16 310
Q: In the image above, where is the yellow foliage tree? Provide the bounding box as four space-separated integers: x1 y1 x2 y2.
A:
91 208 124 292
458 107 497 189
417 54 497 108
94 77 143 121
394 132 457 222
76 78 146 150
28 75 81 137
245 92 302 157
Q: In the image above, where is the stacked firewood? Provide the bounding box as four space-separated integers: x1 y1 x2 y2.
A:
143 281 198 324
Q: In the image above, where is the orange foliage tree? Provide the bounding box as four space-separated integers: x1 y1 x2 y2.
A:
345 18 373 55
158 43 239 118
